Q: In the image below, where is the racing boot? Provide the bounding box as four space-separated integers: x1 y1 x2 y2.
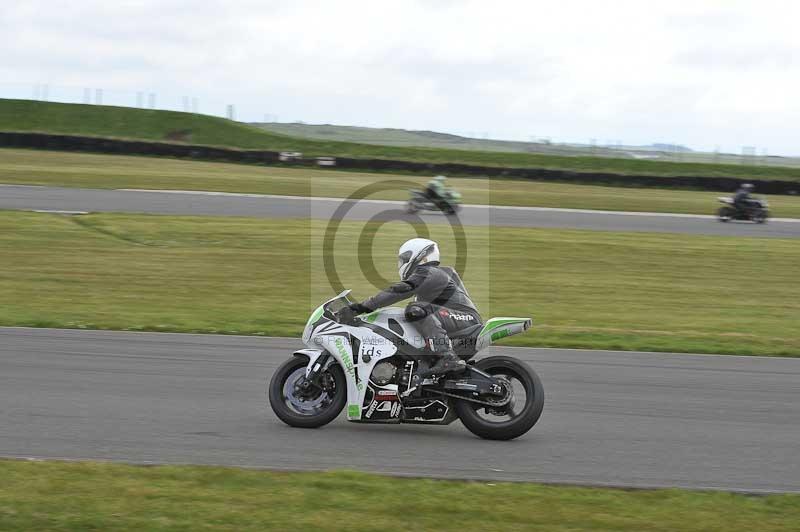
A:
426 351 466 376
425 337 465 375
403 350 466 397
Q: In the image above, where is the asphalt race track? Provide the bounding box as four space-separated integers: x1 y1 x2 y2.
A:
3 184 799 492
2 327 798 493
2 184 800 237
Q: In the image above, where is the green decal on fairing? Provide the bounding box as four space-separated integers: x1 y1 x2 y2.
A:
491 329 510 341
309 306 324 323
362 311 380 323
305 306 324 333
335 337 363 391
348 404 360 418
479 318 525 334
479 318 526 336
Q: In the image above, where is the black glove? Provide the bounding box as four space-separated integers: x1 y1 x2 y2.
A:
349 302 372 314
337 306 356 324
337 302 372 324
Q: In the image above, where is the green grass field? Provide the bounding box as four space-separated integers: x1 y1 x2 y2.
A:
2 460 799 531
3 460 798 532
4 149 800 217
2 211 798 356
4 98 800 181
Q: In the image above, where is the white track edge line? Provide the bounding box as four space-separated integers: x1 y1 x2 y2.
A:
1 326 796 361
1 455 795 494
115 189 800 222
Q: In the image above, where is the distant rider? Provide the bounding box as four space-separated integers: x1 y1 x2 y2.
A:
346 238 481 376
425 175 448 205
733 183 756 214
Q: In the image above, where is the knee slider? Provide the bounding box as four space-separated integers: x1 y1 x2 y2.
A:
404 302 430 322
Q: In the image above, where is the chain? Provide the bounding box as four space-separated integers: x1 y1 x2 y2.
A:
429 389 511 407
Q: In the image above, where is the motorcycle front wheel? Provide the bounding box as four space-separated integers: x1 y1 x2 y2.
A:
717 206 733 222
454 356 544 440
406 200 419 214
268 354 346 428
754 210 769 224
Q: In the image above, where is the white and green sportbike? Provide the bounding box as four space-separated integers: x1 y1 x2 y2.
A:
268 290 544 440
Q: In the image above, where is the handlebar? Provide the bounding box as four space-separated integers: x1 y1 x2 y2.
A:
333 306 361 326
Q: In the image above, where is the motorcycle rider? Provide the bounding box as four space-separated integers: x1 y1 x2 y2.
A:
425 175 448 206
733 183 756 214
347 238 481 376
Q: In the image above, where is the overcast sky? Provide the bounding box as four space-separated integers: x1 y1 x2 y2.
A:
2 0 799 154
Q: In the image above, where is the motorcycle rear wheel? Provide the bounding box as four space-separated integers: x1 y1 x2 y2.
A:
454 356 544 440
268 354 346 428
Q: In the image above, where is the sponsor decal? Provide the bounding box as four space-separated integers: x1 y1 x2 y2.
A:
347 404 361 418
376 401 397 413
450 313 475 322
365 399 401 419
335 337 363 391
365 400 379 418
360 345 383 361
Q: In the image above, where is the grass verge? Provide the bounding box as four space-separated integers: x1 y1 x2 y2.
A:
3 149 800 217
3 98 800 181
1 211 798 356
2 460 799 531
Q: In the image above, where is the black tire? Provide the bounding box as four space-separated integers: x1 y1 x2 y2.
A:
406 200 419 214
718 206 733 222
454 356 544 440
268 355 346 428
755 210 768 224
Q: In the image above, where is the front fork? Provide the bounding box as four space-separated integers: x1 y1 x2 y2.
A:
294 349 332 395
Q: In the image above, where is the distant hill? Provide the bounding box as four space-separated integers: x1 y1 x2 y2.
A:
3 98 800 180
251 121 646 158
253 122 800 169
650 143 692 153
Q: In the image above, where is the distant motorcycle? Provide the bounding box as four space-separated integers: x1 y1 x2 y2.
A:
717 197 769 224
406 189 462 216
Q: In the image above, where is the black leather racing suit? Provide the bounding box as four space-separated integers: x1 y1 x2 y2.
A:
733 188 753 213
425 186 445 209
361 262 482 354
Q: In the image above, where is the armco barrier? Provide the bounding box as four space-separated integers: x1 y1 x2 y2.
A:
1 131 798 195
332 157 800 194
0 132 281 165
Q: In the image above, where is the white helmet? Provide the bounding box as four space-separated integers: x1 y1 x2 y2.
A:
397 238 440 280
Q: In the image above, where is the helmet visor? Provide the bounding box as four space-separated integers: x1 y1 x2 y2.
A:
397 250 413 270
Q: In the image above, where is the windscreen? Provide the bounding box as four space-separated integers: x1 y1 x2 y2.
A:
323 291 352 317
